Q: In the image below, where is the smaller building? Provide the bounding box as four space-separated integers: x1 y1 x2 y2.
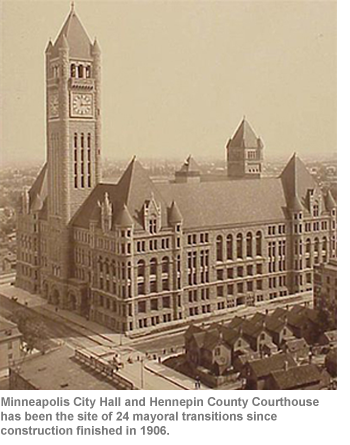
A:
270 305 321 344
266 363 329 390
314 255 350 335
0 316 22 378
325 348 337 378
244 353 297 390
318 330 337 349
250 312 294 347
282 338 310 362
9 346 124 390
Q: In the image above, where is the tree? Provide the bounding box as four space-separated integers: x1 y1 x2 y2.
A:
314 299 337 342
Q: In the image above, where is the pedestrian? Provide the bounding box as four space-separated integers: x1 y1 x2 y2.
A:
55 306 58 312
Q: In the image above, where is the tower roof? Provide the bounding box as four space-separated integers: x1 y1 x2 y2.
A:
227 118 262 149
178 155 201 175
115 204 134 227
168 201 183 224
72 157 168 230
52 5 92 59
325 189 336 210
280 153 319 211
28 164 48 212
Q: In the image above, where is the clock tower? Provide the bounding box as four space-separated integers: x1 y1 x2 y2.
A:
45 3 101 223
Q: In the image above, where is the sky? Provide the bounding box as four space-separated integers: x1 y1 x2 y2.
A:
1 0 336 166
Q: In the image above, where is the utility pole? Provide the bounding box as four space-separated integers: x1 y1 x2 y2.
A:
141 357 144 389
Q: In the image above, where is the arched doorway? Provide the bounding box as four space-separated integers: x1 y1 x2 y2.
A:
51 289 60 306
68 293 77 311
42 282 49 299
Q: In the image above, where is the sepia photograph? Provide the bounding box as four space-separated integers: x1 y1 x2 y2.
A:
0 0 336 391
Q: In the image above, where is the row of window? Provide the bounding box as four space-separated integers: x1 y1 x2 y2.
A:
187 233 210 245
268 224 286 235
216 232 263 261
216 263 264 280
136 237 171 253
73 133 92 189
138 296 172 313
51 63 92 80
70 63 92 79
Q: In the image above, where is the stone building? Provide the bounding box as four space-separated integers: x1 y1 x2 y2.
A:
0 316 22 378
16 5 337 335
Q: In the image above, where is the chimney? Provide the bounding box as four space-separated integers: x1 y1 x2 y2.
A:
284 360 289 371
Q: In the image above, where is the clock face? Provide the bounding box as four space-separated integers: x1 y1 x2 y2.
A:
49 94 59 118
71 93 93 117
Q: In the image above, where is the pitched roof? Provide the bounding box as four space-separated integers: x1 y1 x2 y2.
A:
71 158 168 229
177 155 201 175
280 153 321 212
284 338 309 353
325 189 337 210
28 164 48 213
115 204 133 227
52 6 92 59
168 201 183 224
271 307 288 319
160 177 287 229
270 364 321 390
185 323 203 340
227 118 262 149
248 353 297 379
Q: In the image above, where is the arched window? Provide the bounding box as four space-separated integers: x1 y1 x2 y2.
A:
111 260 116 277
150 258 157 276
74 133 78 148
313 201 319 217
86 65 91 78
322 237 327 252
70 64 76 78
216 235 223 262
236 233 243 259
306 238 311 254
314 237 319 252
137 260 145 278
226 235 233 260
256 231 262 256
78 64 84 78
105 260 109 275
246 232 253 257
162 257 170 274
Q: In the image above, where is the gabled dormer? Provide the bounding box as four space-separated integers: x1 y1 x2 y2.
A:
143 193 161 234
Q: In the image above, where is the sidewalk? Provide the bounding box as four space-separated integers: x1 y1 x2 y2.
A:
0 283 205 390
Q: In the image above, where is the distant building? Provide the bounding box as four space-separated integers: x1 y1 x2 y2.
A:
9 346 126 390
15 4 337 335
314 259 337 310
0 316 22 378
1 251 16 274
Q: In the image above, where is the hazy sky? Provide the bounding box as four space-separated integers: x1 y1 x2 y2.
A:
1 0 336 166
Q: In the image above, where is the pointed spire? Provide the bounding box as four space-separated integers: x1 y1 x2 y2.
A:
168 201 183 225
52 4 92 58
280 153 317 212
325 189 336 211
45 39 53 54
71 1 75 14
116 204 134 227
290 195 304 212
92 38 102 55
61 34 69 50
227 118 262 149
